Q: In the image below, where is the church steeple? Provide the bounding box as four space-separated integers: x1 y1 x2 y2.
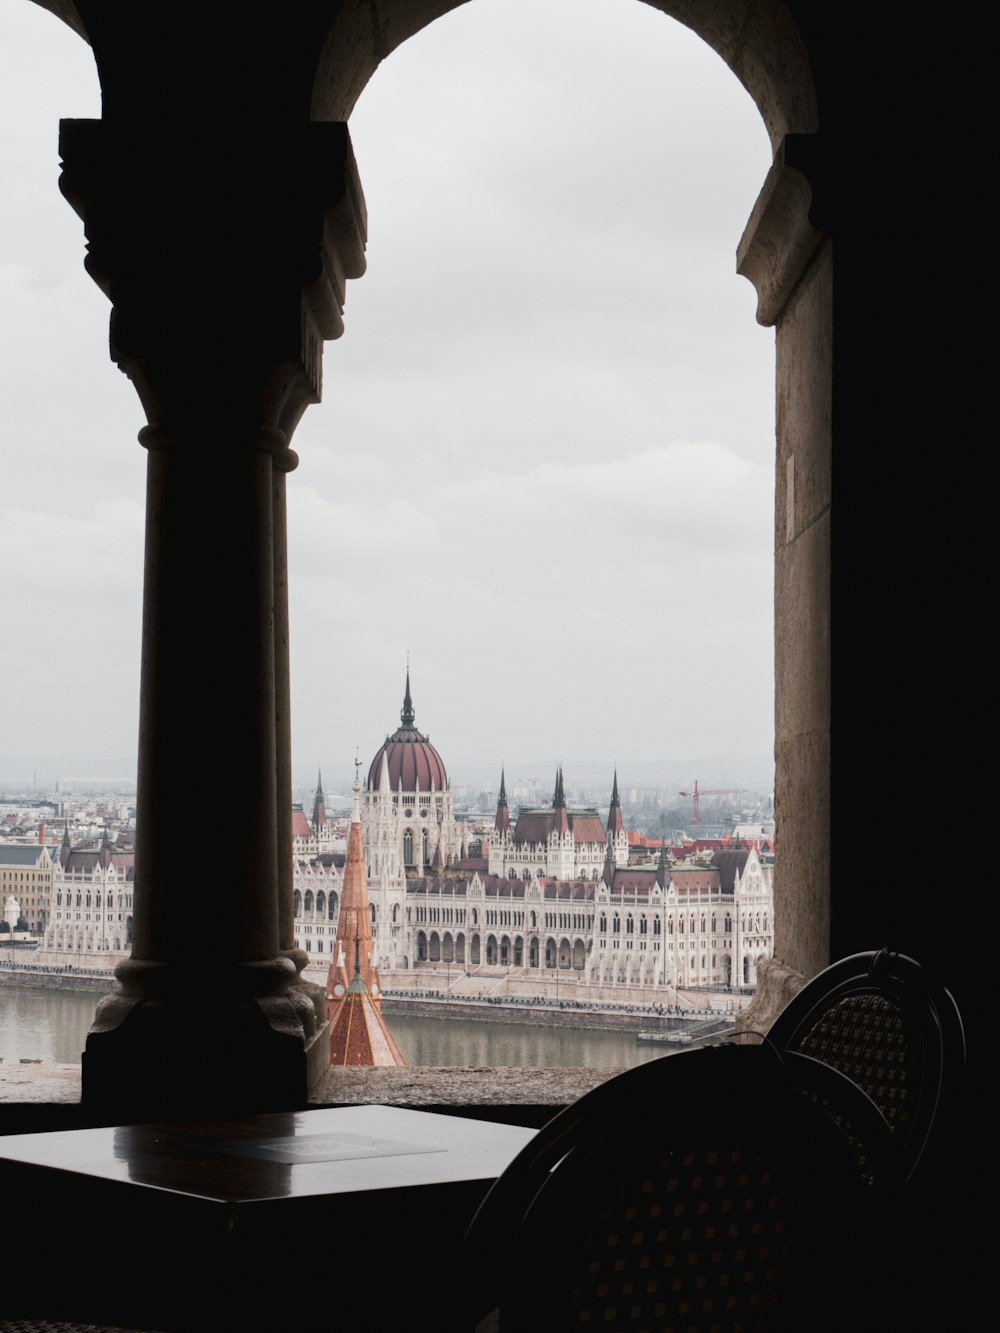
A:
553 766 565 808
401 666 415 728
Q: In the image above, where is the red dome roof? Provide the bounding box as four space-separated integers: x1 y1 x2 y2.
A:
367 673 448 793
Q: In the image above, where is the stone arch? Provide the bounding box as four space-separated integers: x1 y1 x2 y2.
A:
429 930 441 961
309 1 817 150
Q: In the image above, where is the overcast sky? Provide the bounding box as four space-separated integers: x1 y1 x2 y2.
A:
0 0 775 789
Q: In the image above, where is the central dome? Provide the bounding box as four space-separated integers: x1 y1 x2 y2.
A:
367 671 448 793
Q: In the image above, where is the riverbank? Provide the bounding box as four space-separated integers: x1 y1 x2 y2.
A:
0 963 744 1036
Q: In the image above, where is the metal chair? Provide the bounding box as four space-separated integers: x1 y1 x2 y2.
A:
764 949 966 1181
460 1043 897 1333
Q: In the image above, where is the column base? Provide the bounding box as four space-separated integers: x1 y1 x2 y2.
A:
82 957 331 1119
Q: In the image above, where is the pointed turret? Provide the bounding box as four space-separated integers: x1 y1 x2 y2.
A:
326 761 382 1017
60 821 71 869
607 769 624 836
551 766 569 836
328 929 406 1067
311 768 327 833
99 826 113 869
494 768 510 835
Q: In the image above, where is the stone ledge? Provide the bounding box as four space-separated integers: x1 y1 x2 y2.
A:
1 1063 620 1112
311 1065 620 1107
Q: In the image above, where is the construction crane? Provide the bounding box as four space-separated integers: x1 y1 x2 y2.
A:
678 779 748 825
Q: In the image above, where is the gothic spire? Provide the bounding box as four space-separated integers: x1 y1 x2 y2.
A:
553 766 565 808
495 766 510 836
401 665 415 728
607 768 624 836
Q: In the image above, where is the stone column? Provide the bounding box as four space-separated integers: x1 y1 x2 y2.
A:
737 133 830 987
58 119 367 1116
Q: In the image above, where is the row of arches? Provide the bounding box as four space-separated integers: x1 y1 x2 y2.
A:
46 917 133 952
54 890 133 910
293 889 338 919
414 930 588 969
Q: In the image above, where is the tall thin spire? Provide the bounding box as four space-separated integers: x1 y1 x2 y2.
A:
551 766 569 835
312 767 327 833
607 768 624 836
401 665 415 728
495 766 510 835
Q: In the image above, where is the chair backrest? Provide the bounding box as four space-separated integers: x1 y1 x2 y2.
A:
764 949 966 1181
461 1043 896 1333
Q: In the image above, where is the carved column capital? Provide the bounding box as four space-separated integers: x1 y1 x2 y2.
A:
737 134 828 328
58 118 367 440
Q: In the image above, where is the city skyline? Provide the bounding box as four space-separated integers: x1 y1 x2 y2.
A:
1 0 775 771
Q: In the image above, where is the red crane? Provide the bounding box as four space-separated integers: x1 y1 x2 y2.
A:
678 779 748 825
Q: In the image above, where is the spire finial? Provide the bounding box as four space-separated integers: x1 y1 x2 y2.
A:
352 750 361 822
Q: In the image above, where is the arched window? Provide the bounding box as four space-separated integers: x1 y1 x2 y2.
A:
304 891 314 913
293 890 302 917
599 913 607 933
316 891 326 915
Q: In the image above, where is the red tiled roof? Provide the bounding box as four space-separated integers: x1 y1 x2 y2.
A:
328 974 405 1067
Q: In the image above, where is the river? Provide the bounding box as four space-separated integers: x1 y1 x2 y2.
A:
0 986 685 1069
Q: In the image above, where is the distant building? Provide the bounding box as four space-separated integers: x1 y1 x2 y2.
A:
0 832 54 933
44 826 134 955
291 673 775 996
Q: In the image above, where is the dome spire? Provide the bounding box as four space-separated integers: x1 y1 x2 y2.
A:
401 661 415 728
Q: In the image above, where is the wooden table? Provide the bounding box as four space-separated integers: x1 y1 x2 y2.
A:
0 1104 538 1331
